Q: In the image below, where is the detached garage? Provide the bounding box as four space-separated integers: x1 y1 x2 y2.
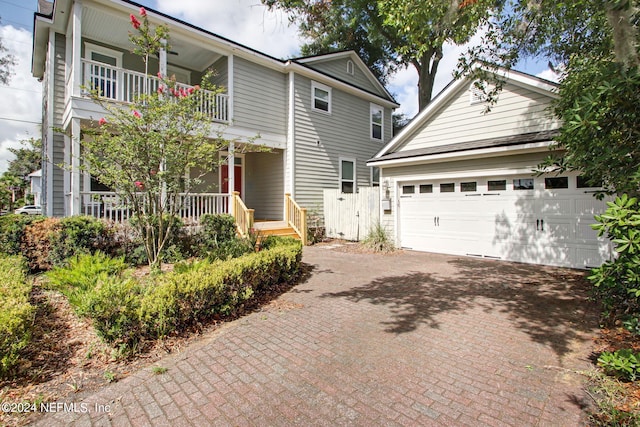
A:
368 68 612 269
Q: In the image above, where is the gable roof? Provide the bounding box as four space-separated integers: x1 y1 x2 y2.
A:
369 66 559 165
293 51 395 102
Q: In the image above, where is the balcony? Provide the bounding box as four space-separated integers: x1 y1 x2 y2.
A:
81 59 229 123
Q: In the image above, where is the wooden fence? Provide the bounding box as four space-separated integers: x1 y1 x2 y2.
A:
323 187 380 241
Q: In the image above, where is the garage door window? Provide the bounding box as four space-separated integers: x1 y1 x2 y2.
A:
577 176 602 188
514 178 534 190
461 182 477 192
419 184 433 193
488 180 506 191
440 183 455 193
402 185 415 195
545 177 569 189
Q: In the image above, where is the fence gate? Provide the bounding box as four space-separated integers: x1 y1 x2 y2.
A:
323 187 380 241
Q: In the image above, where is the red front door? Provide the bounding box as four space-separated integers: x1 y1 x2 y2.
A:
221 164 242 197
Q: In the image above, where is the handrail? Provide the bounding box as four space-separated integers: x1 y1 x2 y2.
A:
232 191 254 237
81 59 229 122
285 193 307 245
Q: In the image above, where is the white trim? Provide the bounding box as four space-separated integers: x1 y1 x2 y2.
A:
71 118 81 215
370 103 384 141
370 166 380 187
71 0 83 98
339 157 356 193
311 81 332 114
286 71 295 197
84 42 123 66
219 150 245 197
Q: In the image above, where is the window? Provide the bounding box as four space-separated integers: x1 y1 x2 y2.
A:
312 81 331 113
340 158 355 193
402 185 415 195
440 183 455 193
545 177 569 189
85 43 123 100
513 178 534 190
419 184 433 193
461 182 477 192
371 167 380 187
577 176 602 188
370 104 383 141
346 60 355 75
488 180 506 191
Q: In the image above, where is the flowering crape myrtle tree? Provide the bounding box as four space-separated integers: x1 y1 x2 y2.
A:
82 8 232 269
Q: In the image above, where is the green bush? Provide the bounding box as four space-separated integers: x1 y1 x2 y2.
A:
200 214 237 246
0 255 34 377
0 214 44 255
589 195 640 320
362 223 395 253
49 216 111 266
46 252 128 309
140 238 302 338
598 349 640 382
81 275 143 349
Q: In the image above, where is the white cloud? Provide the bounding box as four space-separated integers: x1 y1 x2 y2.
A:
536 68 561 83
153 0 303 59
0 25 42 175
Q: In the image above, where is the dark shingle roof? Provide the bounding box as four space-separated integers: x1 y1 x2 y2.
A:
371 130 559 163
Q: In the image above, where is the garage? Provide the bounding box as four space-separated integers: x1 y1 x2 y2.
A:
398 173 611 269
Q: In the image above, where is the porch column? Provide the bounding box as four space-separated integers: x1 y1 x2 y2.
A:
159 39 167 77
228 140 235 199
70 118 82 215
71 0 82 97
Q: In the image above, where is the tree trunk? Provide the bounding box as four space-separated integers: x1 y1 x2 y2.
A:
414 48 443 112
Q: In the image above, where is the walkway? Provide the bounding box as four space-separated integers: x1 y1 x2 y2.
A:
34 244 599 426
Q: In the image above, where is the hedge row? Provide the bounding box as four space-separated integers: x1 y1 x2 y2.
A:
47 237 303 351
0 255 33 377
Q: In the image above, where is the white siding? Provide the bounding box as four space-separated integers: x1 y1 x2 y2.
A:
397 82 560 153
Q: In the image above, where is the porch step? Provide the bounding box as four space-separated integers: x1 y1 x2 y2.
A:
253 221 300 240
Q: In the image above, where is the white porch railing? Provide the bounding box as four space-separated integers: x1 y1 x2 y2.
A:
80 192 230 223
82 59 229 122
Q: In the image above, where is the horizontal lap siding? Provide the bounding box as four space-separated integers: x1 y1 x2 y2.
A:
399 82 560 152
245 150 284 220
305 59 387 98
232 57 286 136
293 74 391 211
52 33 66 217
209 57 228 89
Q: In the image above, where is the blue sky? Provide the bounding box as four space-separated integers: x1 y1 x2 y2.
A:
0 0 556 173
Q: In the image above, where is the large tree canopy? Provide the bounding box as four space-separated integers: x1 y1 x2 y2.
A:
263 0 495 110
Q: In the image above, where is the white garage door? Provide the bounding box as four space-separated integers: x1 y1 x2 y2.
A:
398 174 612 269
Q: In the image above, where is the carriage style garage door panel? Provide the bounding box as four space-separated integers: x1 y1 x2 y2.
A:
398 175 612 269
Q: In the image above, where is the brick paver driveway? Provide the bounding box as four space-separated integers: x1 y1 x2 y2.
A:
35 244 599 426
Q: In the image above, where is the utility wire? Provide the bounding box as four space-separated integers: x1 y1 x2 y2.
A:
0 116 41 125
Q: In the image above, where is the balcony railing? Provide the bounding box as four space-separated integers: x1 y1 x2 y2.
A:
80 191 230 223
82 59 229 122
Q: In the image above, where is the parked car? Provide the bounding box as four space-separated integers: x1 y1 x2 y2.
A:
14 205 43 215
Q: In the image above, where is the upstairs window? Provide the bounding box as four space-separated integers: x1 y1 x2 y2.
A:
370 104 383 141
312 81 331 113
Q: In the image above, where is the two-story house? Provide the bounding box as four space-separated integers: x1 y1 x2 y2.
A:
31 0 398 239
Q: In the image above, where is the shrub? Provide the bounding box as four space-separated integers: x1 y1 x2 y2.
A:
46 252 128 309
0 214 44 255
21 218 61 271
49 216 111 266
200 214 237 247
589 195 640 320
81 275 143 349
598 349 640 382
362 223 395 253
0 255 34 377
140 238 302 338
